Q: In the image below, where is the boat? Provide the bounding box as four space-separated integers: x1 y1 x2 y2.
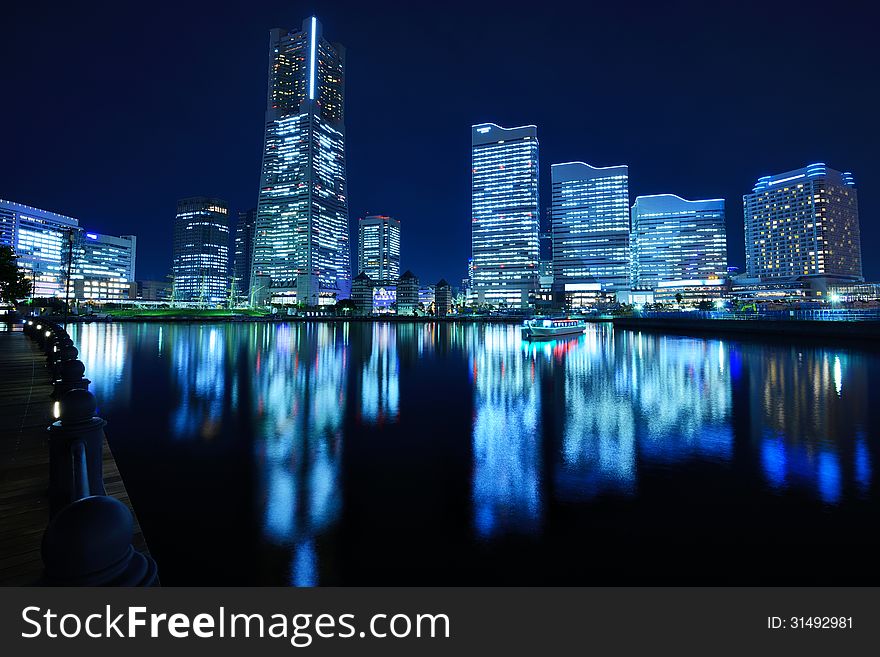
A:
521 317 586 340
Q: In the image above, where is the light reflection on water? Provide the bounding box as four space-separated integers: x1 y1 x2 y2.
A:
69 321 877 584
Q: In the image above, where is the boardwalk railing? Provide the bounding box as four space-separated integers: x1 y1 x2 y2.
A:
637 309 880 322
22 318 158 586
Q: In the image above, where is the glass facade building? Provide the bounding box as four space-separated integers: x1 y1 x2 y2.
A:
251 16 351 306
233 208 256 301
631 194 727 288
743 163 862 280
172 197 230 304
0 198 79 298
471 123 539 308
72 232 137 301
357 214 400 282
550 161 630 292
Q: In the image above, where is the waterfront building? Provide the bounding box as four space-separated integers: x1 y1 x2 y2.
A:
0 198 79 298
435 279 452 317
251 16 351 306
829 281 880 303
357 214 400 281
396 270 419 315
351 272 373 315
172 197 230 304
551 161 630 295
631 194 727 289
136 279 173 302
233 208 256 302
616 288 654 306
72 232 137 301
653 278 729 305
744 163 862 284
419 285 435 311
471 123 539 308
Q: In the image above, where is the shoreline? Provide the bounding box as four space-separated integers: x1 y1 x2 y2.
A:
20 313 880 341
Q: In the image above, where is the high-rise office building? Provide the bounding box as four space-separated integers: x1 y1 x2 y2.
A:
631 194 727 288
172 197 230 304
72 232 137 301
744 163 862 280
233 208 256 301
0 198 79 298
357 214 400 281
551 161 630 292
471 123 539 308
251 16 351 306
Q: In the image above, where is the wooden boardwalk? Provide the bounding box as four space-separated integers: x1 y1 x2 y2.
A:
0 323 150 585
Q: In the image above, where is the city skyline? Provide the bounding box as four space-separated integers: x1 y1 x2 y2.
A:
2 1 878 284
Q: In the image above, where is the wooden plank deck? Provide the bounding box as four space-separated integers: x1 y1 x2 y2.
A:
0 323 150 585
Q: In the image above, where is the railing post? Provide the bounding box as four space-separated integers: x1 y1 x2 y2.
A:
47 389 106 516
40 495 159 586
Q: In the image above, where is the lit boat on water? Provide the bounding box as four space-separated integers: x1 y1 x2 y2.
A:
521 317 586 340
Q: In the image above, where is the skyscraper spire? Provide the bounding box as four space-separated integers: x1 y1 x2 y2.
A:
251 16 351 306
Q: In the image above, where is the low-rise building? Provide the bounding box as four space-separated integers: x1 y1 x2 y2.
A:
397 271 420 315
435 279 452 317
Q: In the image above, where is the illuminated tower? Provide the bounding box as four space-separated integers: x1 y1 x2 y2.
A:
631 195 727 288
743 163 862 281
172 197 230 304
357 214 401 281
251 16 351 306
551 161 630 292
471 123 540 308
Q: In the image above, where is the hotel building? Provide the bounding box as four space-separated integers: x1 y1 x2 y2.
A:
357 214 400 281
251 16 351 306
631 194 727 288
471 123 540 308
172 197 230 304
743 163 862 282
550 162 630 298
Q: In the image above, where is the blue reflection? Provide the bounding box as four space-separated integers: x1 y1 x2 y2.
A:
817 451 842 505
360 323 399 424
761 436 787 489
471 325 542 539
854 435 871 494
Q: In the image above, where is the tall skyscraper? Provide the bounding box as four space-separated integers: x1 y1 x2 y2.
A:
550 161 630 292
251 16 351 306
0 198 79 298
357 214 400 281
744 163 862 280
631 194 727 288
471 123 539 308
172 197 230 304
233 208 256 301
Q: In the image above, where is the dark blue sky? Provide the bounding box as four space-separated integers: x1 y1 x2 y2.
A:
2 0 878 283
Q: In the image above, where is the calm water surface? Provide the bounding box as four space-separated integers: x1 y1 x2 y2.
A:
69 321 880 585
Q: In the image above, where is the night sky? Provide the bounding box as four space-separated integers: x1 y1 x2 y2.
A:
2 0 878 284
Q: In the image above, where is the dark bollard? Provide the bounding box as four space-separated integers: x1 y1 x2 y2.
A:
45 336 73 371
41 495 158 586
33 323 47 345
42 332 60 357
48 344 78 382
51 359 90 402
23 320 34 337
48 389 106 516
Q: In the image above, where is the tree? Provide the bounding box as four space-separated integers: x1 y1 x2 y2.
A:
0 246 32 304
335 299 357 315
